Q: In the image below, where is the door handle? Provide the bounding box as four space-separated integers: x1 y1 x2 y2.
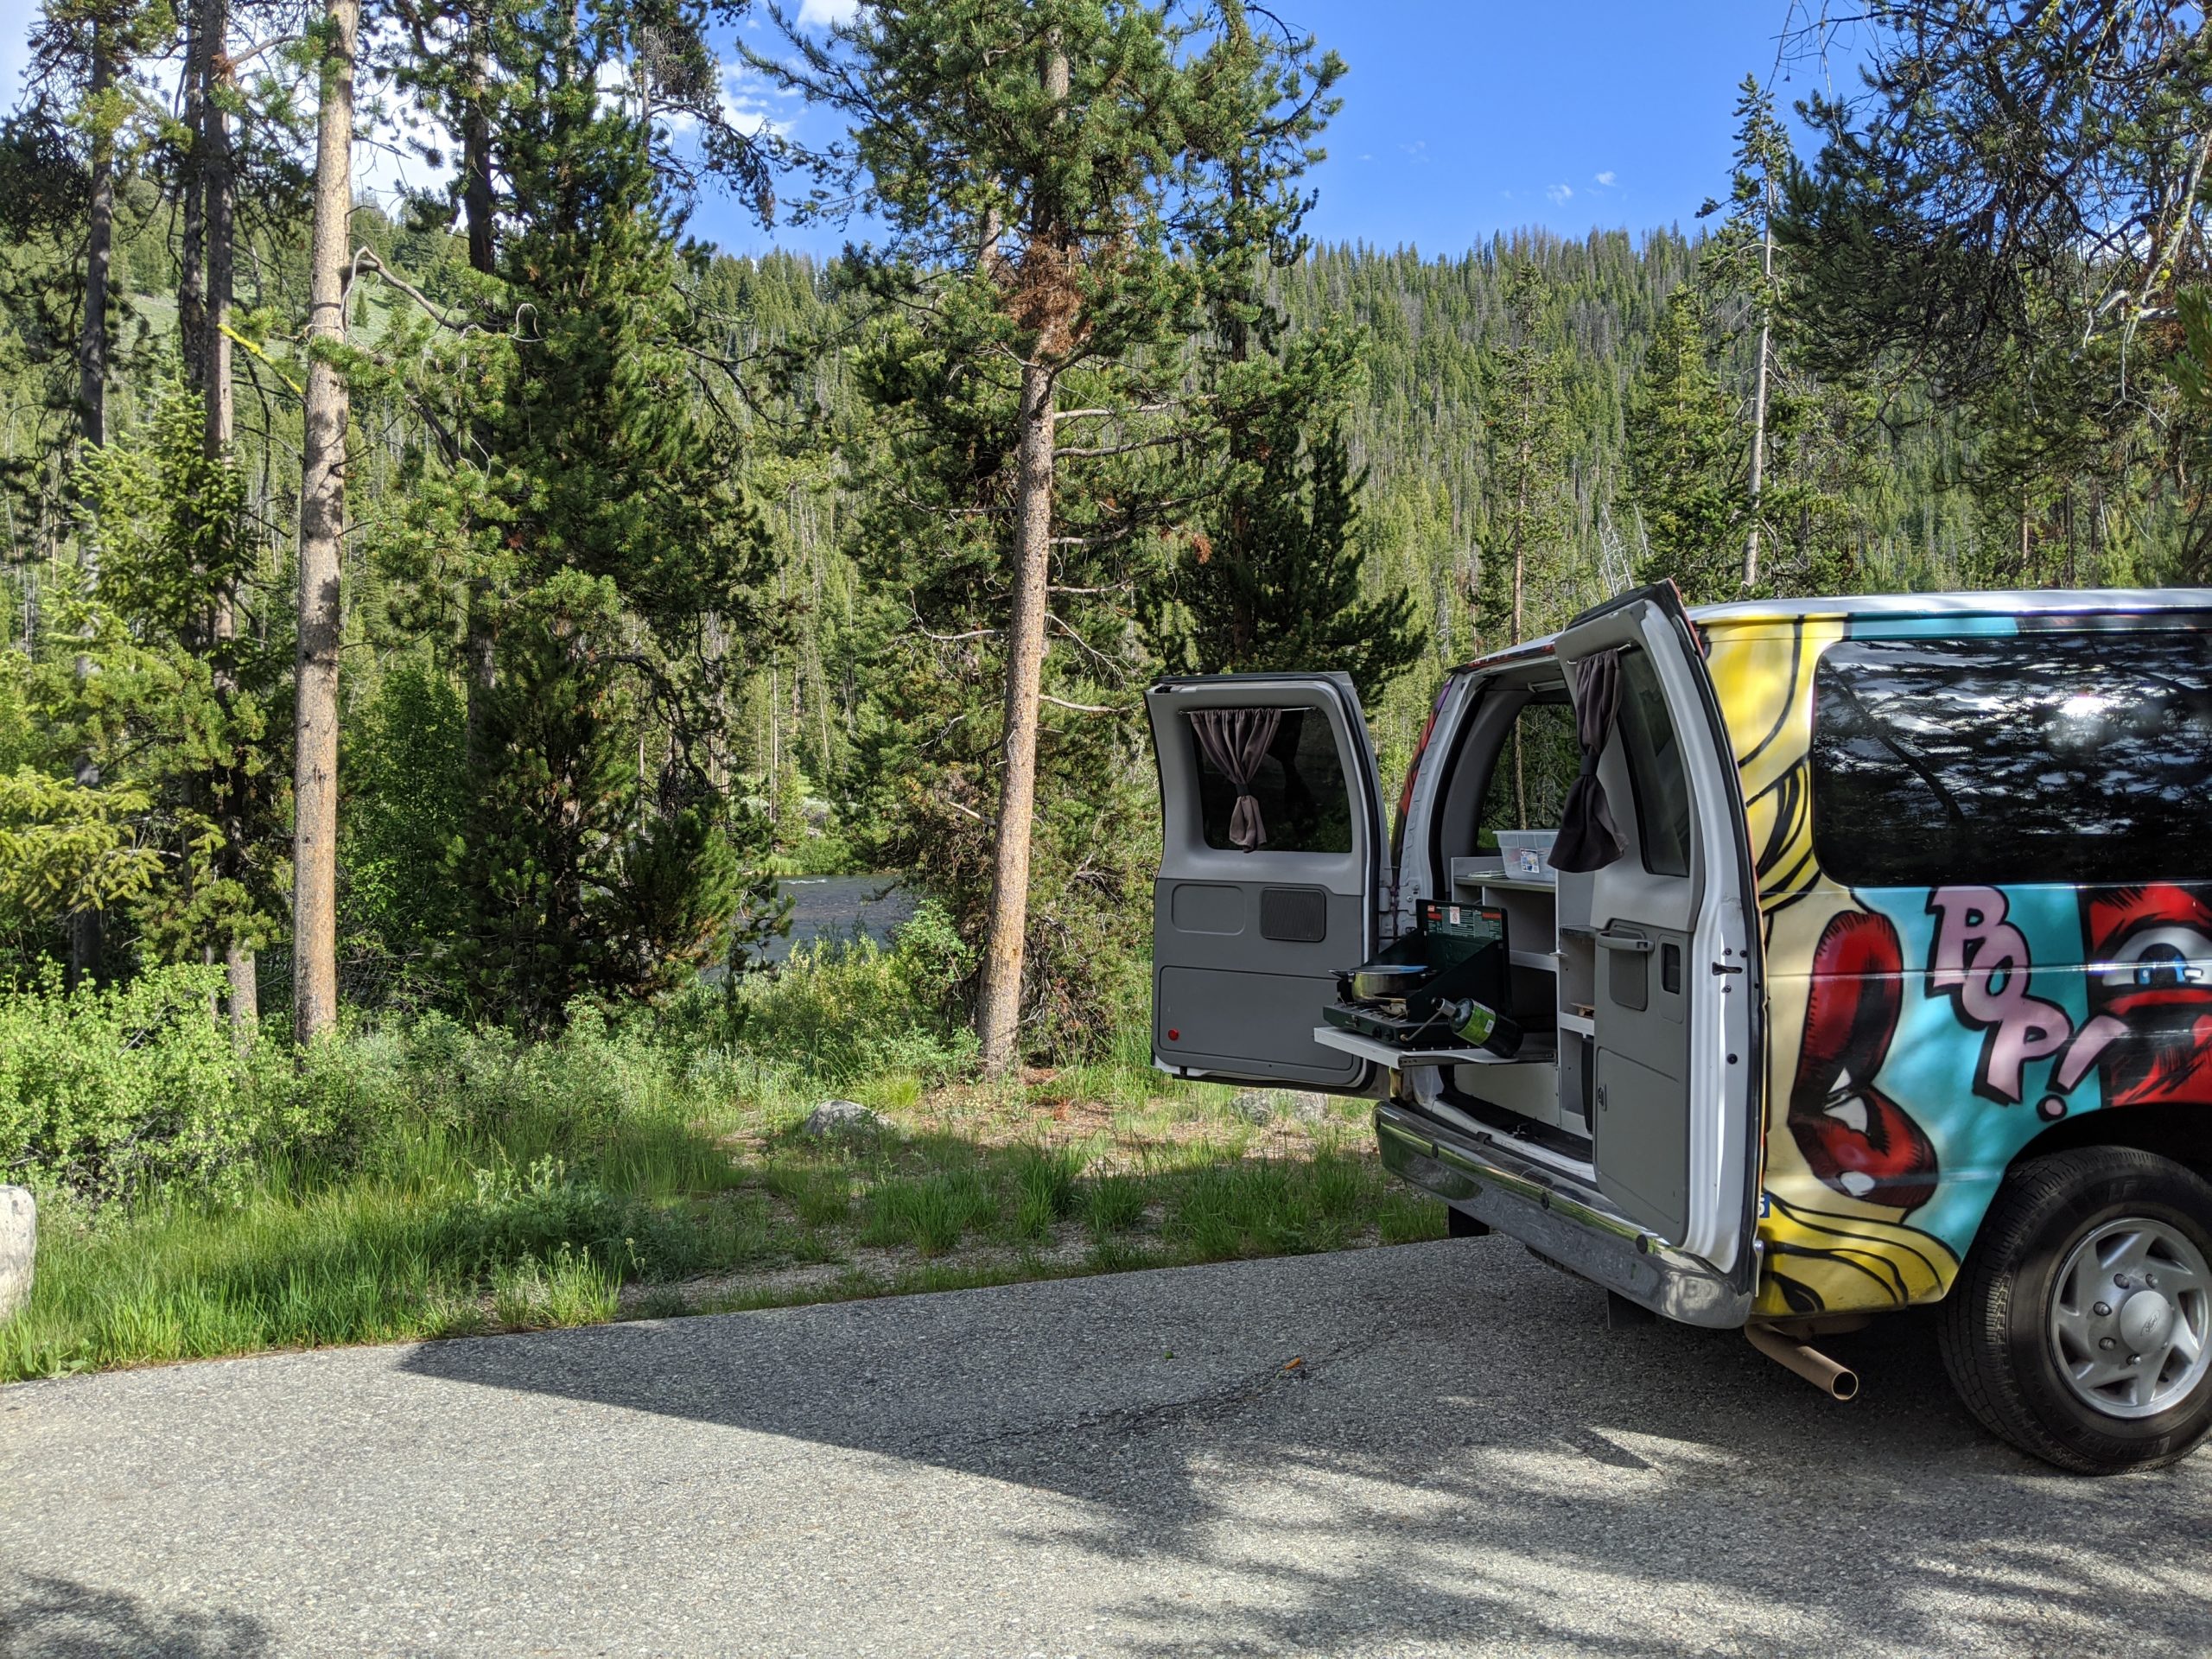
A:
1595 932 1652 953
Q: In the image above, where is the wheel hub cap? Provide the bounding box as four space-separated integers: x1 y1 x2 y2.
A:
2048 1217 2212 1421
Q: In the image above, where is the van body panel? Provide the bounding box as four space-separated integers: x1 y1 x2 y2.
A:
1706 604 2212 1318
1147 672 1389 1091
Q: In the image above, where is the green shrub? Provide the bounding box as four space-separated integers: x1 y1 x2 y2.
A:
0 965 309 1204
688 899 979 1087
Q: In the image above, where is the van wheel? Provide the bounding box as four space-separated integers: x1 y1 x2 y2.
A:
1937 1147 2212 1474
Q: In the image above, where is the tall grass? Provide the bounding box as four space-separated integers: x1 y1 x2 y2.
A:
0 910 1444 1380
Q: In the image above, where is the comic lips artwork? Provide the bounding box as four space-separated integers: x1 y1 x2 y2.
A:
2088 884 2212 1107
1789 910 1942 1212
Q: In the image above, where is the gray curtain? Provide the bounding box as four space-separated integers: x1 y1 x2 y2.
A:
1551 650 1626 873
1190 709 1284 851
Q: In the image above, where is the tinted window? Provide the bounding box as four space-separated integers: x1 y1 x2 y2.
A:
1617 647 1693 877
1478 693 1581 845
1810 630 2212 887
1190 708 1354 853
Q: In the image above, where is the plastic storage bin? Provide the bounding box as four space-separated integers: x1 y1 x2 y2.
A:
1494 828 1558 882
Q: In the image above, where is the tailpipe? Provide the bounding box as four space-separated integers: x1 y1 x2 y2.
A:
1746 1323 1859 1401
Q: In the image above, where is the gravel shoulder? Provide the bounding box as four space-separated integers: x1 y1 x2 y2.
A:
4 1237 2209 1658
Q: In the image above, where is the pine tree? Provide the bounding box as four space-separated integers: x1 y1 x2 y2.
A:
371 0 779 1021
760 0 1341 1072
1624 287 1739 601
1478 262 1570 651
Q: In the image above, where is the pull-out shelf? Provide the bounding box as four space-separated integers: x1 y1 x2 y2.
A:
1313 1026 1555 1071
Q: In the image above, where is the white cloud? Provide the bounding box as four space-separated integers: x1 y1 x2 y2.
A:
1594 170 1617 188
797 0 861 26
1546 182 1573 205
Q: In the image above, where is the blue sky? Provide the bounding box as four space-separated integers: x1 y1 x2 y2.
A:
704 0 1858 259
0 0 1858 260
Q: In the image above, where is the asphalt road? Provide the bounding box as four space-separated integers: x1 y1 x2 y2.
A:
5 1237 2209 1658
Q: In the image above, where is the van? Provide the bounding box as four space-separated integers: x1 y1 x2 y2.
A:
1147 584 2212 1473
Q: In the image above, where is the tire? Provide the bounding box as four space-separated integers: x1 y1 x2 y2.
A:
1938 1147 2212 1474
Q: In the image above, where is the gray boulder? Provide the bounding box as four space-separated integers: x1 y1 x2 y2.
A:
0 1186 32 1321
1230 1090 1332 1126
1229 1090 1274 1125
802 1100 881 1138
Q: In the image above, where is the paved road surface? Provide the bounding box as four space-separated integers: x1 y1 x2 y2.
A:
5 1238 2209 1657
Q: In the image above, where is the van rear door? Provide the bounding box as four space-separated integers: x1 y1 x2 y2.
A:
1554 585 1764 1274
1147 673 1390 1090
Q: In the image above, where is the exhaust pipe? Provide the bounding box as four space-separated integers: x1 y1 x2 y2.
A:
1746 1323 1859 1401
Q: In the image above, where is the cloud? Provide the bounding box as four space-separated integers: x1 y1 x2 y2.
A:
1594 170 1617 188
796 0 861 25
1546 183 1573 205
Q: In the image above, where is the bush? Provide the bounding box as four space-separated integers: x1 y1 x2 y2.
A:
696 899 979 1085
0 965 311 1204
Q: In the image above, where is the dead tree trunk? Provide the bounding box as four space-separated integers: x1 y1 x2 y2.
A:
292 0 359 1046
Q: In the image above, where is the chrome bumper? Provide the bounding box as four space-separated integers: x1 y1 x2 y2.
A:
1375 1098 1753 1329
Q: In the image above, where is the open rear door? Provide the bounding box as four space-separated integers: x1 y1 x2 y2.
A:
1554 586 1764 1275
1147 673 1389 1090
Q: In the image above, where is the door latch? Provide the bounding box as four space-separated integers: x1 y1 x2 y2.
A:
1710 960 1745 976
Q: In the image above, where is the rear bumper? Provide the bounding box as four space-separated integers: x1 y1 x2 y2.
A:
1375 1099 1753 1330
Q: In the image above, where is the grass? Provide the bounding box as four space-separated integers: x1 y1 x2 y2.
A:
0 950 1452 1381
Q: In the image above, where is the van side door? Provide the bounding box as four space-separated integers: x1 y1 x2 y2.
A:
1555 586 1764 1274
1147 673 1390 1090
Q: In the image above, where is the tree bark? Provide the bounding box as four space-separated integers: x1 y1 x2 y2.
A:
206 26 256 1049
179 2 210 397
293 0 359 1047
462 10 496 277
67 29 115 992
975 32 1070 1078
459 11 497 759
975 357 1058 1077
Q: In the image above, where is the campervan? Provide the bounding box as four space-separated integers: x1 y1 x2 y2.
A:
1148 585 2212 1473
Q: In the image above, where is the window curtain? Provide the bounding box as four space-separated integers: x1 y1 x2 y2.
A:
1190 709 1284 851
1551 651 1626 873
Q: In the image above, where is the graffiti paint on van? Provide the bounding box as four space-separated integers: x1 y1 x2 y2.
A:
1709 613 2212 1318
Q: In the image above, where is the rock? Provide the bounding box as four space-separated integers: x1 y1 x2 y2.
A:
0 1186 32 1322
1230 1090 1331 1126
802 1100 881 1138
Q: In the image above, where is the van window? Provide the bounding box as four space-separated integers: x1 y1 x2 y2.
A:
1810 629 2212 887
1478 691 1580 846
1617 647 1694 878
1189 709 1353 853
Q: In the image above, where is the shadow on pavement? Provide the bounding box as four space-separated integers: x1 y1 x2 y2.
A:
0 1576 271 1659
397 1236 2212 1656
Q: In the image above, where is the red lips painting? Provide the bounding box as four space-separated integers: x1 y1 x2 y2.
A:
1789 910 1942 1213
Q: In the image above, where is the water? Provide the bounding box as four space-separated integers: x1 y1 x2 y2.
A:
762 874 918 964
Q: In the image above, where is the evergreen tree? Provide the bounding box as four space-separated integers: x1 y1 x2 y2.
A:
760 0 1341 1071
369 0 779 1021
1624 288 1739 601
442 571 743 1033
1478 262 1571 651
1167 326 1419 687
